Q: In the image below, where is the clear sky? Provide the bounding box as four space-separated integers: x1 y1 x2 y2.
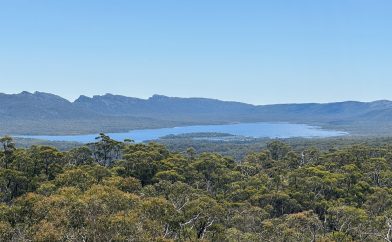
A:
0 0 391 104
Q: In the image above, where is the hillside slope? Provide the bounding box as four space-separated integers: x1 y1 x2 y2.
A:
1 91 392 135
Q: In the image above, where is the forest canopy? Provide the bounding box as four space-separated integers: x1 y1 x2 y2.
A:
1 134 392 241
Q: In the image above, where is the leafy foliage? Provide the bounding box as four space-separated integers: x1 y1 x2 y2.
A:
1 135 392 241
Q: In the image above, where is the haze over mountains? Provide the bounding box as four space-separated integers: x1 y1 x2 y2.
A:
1 91 392 135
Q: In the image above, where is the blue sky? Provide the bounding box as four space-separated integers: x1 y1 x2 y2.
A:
0 0 391 104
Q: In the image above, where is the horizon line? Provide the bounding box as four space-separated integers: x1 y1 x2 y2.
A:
1 90 391 106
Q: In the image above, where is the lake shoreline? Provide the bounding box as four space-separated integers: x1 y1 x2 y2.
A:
16 122 348 143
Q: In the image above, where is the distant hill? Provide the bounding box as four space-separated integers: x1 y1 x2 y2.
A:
74 94 257 122
0 91 99 120
1 91 392 135
74 93 392 124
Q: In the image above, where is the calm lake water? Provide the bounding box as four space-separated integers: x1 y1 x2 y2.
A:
18 122 348 143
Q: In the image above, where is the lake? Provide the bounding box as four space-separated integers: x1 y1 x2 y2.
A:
18 122 348 143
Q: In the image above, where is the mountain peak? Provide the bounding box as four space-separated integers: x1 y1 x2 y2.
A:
74 95 91 102
149 94 170 100
20 91 32 95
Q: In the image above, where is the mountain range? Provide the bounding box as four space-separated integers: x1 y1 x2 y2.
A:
1 91 392 135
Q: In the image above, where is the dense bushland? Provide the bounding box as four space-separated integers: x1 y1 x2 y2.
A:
1 134 392 241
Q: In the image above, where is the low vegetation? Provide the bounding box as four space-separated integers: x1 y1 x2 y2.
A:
1 134 392 241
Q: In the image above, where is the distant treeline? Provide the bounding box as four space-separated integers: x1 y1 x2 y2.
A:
1 134 392 241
